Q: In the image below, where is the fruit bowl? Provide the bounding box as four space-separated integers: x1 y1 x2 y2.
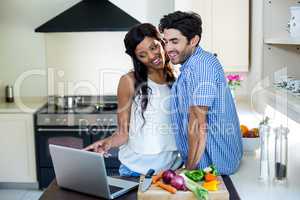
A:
242 137 260 152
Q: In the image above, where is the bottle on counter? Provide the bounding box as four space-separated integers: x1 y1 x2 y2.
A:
259 117 271 181
274 125 289 182
5 85 14 103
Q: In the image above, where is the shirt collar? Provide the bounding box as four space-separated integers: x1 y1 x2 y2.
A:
180 46 203 72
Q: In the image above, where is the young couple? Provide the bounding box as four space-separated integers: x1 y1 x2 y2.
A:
84 11 243 176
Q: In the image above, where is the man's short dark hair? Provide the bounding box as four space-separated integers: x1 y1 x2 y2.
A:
159 11 202 45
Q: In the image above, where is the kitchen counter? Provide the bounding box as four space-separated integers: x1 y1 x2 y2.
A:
233 97 300 200
0 97 47 113
231 151 300 200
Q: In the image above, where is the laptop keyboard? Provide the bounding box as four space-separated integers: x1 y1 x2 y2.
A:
109 185 123 193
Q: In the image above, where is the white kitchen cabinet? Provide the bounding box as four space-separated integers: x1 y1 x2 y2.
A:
263 0 300 81
175 0 249 72
0 114 37 183
262 0 300 123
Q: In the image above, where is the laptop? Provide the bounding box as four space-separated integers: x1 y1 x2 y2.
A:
49 144 139 199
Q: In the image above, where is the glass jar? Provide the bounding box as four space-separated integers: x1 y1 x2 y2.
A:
274 125 289 182
259 123 271 181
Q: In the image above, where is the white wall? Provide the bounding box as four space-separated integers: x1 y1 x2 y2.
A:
0 0 80 101
110 0 174 26
45 32 132 96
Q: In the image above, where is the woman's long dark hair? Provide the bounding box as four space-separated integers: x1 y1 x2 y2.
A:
124 23 176 125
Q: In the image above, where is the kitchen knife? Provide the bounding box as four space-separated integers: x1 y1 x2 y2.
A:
141 169 155 192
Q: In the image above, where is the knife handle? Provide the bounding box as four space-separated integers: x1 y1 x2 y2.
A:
145 169 155 178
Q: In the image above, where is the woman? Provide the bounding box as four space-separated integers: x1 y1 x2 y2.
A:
84 23 179 176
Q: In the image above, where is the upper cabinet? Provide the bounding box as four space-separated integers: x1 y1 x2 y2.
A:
175 0 249 72
264 0 300 45
262 0 300 82
261 0 300 122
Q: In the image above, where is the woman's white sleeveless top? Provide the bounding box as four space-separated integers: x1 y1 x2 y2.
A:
118 78 178 174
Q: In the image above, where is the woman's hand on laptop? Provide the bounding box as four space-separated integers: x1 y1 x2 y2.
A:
83 138 112 156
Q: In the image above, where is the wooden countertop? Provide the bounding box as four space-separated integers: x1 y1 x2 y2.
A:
39 176 239 200
39 179 137 200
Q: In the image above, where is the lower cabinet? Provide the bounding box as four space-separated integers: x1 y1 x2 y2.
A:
0 114 37 183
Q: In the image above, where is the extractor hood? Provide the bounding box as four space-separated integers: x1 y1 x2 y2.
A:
35 0 141 32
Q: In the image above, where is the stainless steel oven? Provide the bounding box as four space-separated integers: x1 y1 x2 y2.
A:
35 126 91 188
34 96 119 189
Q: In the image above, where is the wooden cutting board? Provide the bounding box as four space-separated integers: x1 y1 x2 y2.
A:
137 176 229 200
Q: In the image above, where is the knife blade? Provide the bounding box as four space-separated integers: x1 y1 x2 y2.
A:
141 169 155 192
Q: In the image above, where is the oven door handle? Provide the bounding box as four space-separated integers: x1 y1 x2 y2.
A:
91 128 116 132
37 128 89 132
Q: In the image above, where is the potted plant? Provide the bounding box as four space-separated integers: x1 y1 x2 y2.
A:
226 74 243 100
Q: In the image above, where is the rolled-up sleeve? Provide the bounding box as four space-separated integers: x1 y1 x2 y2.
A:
186 61 217 107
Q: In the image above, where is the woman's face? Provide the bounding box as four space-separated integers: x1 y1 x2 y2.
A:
134 36 166 71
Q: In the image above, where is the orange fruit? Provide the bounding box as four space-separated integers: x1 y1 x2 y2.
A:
250 128 259 137
240 125 249 137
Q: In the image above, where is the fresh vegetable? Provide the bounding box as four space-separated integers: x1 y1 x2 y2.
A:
184 170 204 182
202 180 219 191
204 165 219 176
155 181 177 194
203 166 212 174
162 169 176 184
152 171 163 184
204 173 217 182
170 175 185 190
180 173 208 200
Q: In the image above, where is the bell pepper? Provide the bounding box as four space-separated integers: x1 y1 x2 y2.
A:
202 180 219 191
184 170 204 182
204 173 217 182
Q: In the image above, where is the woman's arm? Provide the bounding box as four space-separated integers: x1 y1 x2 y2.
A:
107 73 135 147
84 73 135 153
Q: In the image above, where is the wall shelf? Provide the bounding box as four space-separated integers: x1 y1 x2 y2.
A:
264 37 300 45
262 86 300 123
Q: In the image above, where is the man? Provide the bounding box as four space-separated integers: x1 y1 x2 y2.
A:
159 11 243 175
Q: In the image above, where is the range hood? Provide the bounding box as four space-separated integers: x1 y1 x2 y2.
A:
35 0 140 32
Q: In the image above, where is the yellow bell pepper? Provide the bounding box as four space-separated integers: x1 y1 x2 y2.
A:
202 180 219 191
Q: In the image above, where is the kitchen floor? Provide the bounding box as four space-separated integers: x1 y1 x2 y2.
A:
0 189 43 200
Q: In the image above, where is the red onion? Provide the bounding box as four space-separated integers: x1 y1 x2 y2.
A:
162 169 176 184
170 175 186 190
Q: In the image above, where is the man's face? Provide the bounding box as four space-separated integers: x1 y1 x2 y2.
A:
162 28 196 65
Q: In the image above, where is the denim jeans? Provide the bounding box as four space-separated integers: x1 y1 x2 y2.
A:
119 164 141 177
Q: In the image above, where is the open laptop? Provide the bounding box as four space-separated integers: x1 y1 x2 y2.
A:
49 144 139 199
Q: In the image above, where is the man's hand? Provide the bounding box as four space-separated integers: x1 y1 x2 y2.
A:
83 138 112 154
